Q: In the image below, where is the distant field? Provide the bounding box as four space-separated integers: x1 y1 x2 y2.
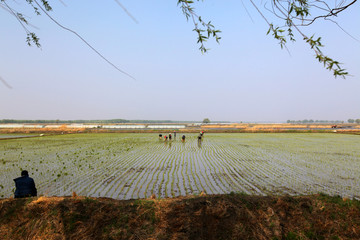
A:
0 133 359 199
0 134 38 139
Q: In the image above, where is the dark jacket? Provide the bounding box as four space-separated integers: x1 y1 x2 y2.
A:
14 176 37 198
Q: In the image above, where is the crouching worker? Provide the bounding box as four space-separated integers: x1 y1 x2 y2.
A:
181 135 186 142
14 170 37 198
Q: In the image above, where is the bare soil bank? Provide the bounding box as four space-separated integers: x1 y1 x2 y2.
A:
1 193 359 240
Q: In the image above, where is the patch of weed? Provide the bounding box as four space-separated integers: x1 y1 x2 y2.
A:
269 222 275 229
82 197 97 204
305 230 325 240
285 231 299 240
63 212 88 233
237 191 248 197
318 193 353 207
50 208 58 216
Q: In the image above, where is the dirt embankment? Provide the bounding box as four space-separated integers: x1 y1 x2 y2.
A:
1 193 359 240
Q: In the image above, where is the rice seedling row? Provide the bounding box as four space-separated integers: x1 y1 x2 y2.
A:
205 141 262 194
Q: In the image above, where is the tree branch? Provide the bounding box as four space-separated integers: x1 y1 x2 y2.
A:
33 0 136 80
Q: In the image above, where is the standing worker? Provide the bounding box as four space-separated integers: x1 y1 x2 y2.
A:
14 170 37 198
200 131 204 139
173 130 177 139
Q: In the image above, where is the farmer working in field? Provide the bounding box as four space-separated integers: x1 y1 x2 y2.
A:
159 134 162 140
181 135 186 142
14 170 37 198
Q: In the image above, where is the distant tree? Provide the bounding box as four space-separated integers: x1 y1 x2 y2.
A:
348 119 355 123
202 118 210 124
355 119 360 124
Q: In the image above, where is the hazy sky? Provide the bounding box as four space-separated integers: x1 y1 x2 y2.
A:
1 1 359 122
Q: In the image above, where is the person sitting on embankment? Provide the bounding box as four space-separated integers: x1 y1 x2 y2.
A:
14 170 37 198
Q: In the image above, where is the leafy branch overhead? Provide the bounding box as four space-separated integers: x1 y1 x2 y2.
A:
181 0 356 78
1 0 52 47
1 0 136 79
1 0 358 79
258 0 357 78
177 0 221 53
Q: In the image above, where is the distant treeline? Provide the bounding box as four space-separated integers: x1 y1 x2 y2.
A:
0 119 208 124
286 120 344 124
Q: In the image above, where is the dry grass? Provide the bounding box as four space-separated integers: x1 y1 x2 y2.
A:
1 194 359 239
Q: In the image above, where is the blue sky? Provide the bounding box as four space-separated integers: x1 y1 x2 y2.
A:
1 0 359 122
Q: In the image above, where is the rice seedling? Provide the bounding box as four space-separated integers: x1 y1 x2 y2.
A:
0 133 359 200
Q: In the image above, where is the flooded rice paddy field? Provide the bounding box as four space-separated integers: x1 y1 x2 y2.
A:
0 133 359 199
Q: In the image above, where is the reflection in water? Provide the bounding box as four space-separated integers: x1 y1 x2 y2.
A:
164 140 172 149
197 135 202 148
